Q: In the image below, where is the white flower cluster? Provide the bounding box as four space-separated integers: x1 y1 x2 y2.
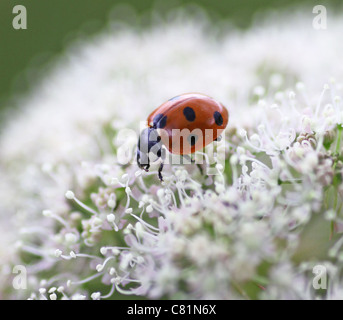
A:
1 8 343 299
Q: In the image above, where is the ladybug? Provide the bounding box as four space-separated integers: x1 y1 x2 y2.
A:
137 93 229 181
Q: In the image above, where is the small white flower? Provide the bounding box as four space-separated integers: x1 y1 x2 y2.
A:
55 249 62 258
91 292 101 300
49 293 57 300
106 214 115 223
65 191 75 200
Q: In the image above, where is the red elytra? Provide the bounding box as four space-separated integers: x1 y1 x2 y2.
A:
147 93 229 155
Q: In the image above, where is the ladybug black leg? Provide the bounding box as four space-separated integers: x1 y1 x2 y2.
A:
181 154 193 164
214 135 222 142
158 162 164 182
196 163 203 175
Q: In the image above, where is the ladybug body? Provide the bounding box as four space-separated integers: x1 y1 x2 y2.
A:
137 93 229 181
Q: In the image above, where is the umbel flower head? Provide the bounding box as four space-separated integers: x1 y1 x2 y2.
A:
1 7 343 299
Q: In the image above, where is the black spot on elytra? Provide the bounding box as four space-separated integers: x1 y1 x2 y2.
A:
153 113 167 128
183 107 196 122
214 111 223 126
188 134 198 146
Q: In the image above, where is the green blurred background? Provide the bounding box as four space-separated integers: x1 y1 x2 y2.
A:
0 0 342 114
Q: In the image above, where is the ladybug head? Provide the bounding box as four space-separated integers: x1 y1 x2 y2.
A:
137 127 163 171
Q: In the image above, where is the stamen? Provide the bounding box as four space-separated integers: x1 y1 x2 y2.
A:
69 272 103 285
65 190 99 215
